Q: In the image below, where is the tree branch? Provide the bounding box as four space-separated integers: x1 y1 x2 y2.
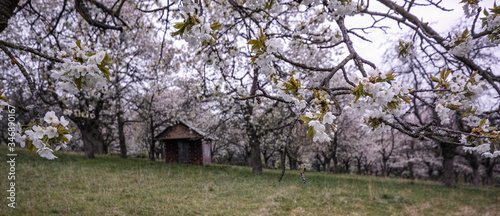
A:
75 0 123 31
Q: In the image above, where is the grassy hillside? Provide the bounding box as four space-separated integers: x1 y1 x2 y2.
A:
1 146 499 216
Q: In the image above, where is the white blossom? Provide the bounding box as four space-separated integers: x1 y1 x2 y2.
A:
32 139 45 149
37 147 58 160
323 112 335 125
476 144 491 154
44 111 60 124
460 134 467 145
33 125 45 139
45 126 58 139
60 116 70 127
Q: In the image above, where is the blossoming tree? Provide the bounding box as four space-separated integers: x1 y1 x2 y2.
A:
138 0 500 185
1 0 499 186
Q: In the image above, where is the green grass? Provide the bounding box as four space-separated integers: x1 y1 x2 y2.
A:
1 145 499 216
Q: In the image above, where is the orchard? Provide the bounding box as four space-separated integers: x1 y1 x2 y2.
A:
0 0 499 187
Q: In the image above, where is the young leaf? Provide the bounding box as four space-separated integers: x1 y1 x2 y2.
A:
401 95 411 104
444 69 451 80
307 126 315 141
462 29 469 38
479 117 486 126
173 23 185 29
299 115 312 124
210 22 222 31
76 40 82 49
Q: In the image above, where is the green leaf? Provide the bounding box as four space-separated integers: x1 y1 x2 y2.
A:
171 31 180 36
401 95 411 104
101 53 109 66
459 107 472 119
446 104 461 110
307 126 315 141
174 23 185 29
74 78 82 90
247 39 258 45
210 22 222 31
462 29 469 38
60 135 69 144
444 69 451 80
430 76 440 82
300 115 312 123
387 101 398 110
354 91 361 103
464 91 475 98
27 141 36 153
98 66 111 82
479 117 486 126
76 40 82 49
440 68 446 79
250 55 258 62
0 96 8 102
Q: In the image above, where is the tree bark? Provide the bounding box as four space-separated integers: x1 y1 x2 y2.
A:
115 74 127 158
408 162 414 180
95 136 108 154
381 159 388 177
466 153 480 186
440 142 457 186
331 132 339 173
248 127 262 173
117 112 127 158
484 159 495 185
0 0 19 34
343 159 350 173
356 156 362 175
77 119 104 159
149 115 155 161
244 68 262 174
287 153 297 170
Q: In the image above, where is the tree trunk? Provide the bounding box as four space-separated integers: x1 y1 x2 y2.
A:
0 0 19 33
288 153 297 170
343 160 350 173
484 159 494 185
426 162 434 180
245 68 262 174
248 127 262 173
381 158 389 177
117 113 127 158
440 142 456 187
356 157 362 175
263 150 273 168
115 74 127 158
149 115 155 161
279 148 285 170
466 153 480 186
78 120 104 159
408 162 414 180
95 137 108 154
331 132 339 173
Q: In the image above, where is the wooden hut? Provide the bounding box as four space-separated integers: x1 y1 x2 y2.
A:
155 121 211 165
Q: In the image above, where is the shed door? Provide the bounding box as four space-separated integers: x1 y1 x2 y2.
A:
178 141 190 164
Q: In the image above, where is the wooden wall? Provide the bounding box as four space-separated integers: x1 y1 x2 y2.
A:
163 139 207 165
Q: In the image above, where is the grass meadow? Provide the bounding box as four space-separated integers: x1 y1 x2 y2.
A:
1 145 499 216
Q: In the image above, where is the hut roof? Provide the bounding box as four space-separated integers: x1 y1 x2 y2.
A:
155 120 209 141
